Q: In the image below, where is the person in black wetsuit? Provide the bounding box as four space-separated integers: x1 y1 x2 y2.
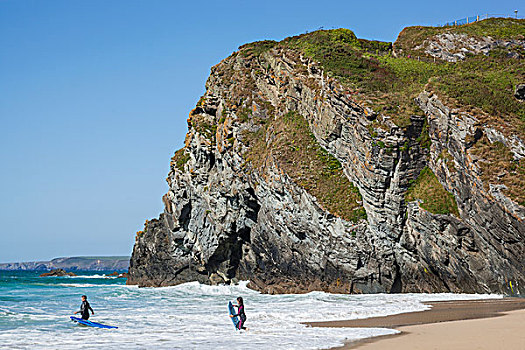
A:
230 297 247 330
74 295 94 320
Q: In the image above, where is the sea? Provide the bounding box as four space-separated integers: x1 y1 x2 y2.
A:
0 270 502 350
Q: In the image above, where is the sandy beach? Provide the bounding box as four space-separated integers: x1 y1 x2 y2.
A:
307 298 525 350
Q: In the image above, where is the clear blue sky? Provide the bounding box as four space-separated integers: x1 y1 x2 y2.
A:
1 0 522 262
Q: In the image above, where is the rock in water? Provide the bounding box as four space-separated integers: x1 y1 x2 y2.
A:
40 269 76 277
107 271 128 278
128 21 525 295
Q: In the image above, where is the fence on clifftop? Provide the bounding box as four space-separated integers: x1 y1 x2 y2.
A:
441 13 522 27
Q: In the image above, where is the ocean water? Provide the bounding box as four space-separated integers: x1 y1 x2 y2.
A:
0 271 502 350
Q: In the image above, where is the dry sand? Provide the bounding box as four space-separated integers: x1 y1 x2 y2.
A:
306 298 525 350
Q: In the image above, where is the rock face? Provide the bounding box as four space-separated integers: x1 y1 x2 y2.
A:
40 269 77 277
128 24 525 295
516 84 525 100
108 271 128 278
413 33 525 62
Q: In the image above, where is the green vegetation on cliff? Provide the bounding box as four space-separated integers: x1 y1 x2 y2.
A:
406 167 459 216
277 21 524 131
244 111 366 223
281 29 415 125
239 40 278 58
171 148 190 172
394 19 525 131
471 137 525 206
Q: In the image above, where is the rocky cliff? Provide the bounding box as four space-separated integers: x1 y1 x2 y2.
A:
128 18 525 295
0 256 130 271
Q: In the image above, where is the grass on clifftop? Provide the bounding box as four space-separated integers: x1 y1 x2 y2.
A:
244 111 366 223
276 23 524 132
281 29 394 93
382 54 525 134
239 40 278 58
280 29 419 126
391 18 525 134
406 166 459 216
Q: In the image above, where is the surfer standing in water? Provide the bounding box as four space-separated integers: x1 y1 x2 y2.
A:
74 295 94 320
231 297 247 330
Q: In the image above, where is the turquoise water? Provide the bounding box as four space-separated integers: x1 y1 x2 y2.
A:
0 271 126 331
0 270 501 349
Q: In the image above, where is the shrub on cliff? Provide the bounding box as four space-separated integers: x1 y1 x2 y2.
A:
406 167 459 216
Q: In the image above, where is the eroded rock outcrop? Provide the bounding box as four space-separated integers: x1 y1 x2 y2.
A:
129 22 525 295
413 33 525 62
40 269 76 277
516 84 525 100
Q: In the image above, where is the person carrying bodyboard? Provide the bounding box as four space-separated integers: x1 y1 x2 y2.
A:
74 295 94 320
230 297 247 330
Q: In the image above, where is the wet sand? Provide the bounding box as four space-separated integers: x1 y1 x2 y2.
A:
306 298 525 349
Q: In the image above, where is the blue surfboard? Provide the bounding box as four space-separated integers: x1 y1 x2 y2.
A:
70 316 118 329
228 301 239 329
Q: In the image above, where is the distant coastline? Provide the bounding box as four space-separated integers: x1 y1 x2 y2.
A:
0 256 129 271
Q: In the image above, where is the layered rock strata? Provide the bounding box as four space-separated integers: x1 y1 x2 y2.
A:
129 31 524 295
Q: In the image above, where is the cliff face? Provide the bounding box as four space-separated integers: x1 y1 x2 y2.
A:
129 19 525 294
0 257 130 271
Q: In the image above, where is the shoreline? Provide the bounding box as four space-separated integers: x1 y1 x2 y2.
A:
306 298 525 349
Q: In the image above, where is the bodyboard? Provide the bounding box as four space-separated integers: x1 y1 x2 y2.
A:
70 316 118 329
228 301 239 329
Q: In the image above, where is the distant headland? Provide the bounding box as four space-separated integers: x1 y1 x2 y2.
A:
0 256 129 271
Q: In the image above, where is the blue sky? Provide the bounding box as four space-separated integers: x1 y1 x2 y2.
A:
1 0 522 262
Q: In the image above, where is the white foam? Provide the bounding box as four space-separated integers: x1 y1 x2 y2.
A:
69 274 120 279
0 280 502 350
57 283 102 288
